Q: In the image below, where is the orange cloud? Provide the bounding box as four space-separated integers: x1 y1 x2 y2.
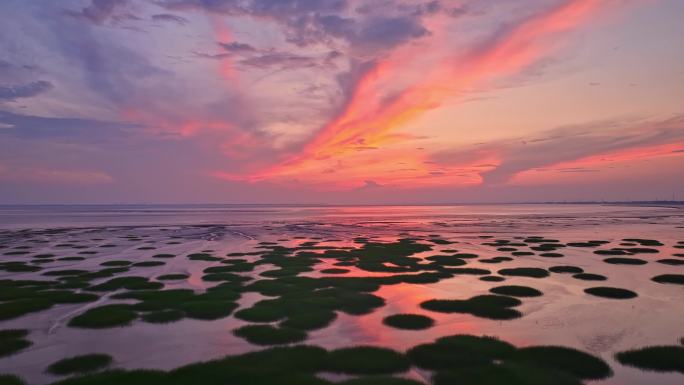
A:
542 140 684 170
253 0 614 186
210 16 238 82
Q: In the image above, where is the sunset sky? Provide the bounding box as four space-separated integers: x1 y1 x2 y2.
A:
0 0 683 204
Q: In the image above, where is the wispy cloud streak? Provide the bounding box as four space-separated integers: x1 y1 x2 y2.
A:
254 0 614 182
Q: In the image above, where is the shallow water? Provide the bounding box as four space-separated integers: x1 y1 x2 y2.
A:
0 204 682 384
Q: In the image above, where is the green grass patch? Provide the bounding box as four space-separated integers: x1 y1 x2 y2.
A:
179 300 238 320
480 276 505 282
382 314 434 330
549 266 583 274
68 304 138 328
425 255 467 266
584 287 637 299
339 377 424 385
657 259 684 266
498 268 549 278
603 258 647 265
514 346 612 380
443 268 490 275
233 325 306 346
142 309 185 324
652 274 684 285
152 254 176 259
615 345 684 374
187 253 222 261
100 260 132 267
132 261 166 267
420 295 522 320
539 252 564 258
0 298 52 321
408 335 515 370
37 290 99 304
479 257 513 264
87 277 163 292
280 311 337 330
0 374 24 385
47 353 113 375
572 273 607 281
157 274 189 281
0 329 31 357
326 346 410 375
489 285 542 297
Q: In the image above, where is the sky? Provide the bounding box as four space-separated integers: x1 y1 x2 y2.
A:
0 0 683 204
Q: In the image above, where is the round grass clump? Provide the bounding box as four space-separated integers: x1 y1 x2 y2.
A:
187 253 222 261
478 257 513 264
339 377 424 385
594 249 629 256
157 274 189 281
514 346 612 380
38 290 99 304
657 259 684 266
320 268 350 274
572 273 607 281
615 345 684 374
0 329 31 358
549 266 583 274
142 309 185 324
100 260 132 267
382 314 434 330
539 253 564 258
453 253 478 259
444 268 490 275
420 295 522 320
179 300 238 320
68 304 138 328
479 276 505 282
87 277 162 292
603 258 647 265
152 254 175 259
133 261 165 267
498 268 549 278
0 375 24 385
432 362 580 385
408 335 515 370
326 346 410 375
512 251 534 256
233 325 306 346
426 256 467 266
47 353 113 375
652 274 684 285
43 269 89 277
201 273 251 282
489 285 542 297
584 287 637 299
436 335 516 357
235 305 286 323
0 298 53 321
280 311 337 330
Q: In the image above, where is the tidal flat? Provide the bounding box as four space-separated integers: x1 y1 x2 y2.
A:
0 204 682 384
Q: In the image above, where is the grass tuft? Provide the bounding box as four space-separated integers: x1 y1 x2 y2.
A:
47 354 113 375
382 314 434 330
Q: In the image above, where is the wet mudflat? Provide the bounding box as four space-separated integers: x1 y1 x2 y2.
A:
0 204 682 385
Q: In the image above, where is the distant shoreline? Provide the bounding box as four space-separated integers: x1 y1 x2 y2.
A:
0 201 682 208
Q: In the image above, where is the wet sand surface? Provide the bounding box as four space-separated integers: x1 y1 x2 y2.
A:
0 204 682 384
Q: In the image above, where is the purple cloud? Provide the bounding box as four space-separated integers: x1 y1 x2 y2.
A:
0 80 53 101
